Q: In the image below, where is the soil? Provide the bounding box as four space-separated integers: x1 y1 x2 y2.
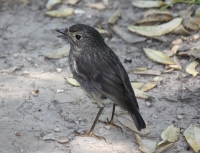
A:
0 0 200 153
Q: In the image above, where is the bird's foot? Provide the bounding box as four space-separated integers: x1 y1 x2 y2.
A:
75 131 106 141
98 119 123 132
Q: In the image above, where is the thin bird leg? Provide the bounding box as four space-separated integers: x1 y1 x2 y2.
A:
75 106 106 140
98 104 122 131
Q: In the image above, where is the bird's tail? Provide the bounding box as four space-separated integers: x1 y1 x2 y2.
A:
131 109 146 131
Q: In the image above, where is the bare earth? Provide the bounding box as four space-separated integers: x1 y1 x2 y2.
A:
0 1 200 153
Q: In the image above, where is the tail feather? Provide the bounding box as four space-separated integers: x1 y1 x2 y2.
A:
131 110 146 131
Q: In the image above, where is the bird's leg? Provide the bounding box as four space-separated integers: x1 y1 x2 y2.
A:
75 106 106 140
98 104 122 131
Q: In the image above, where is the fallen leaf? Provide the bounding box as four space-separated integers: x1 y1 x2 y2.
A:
45 44 70 59
154 141 174 153
66 78 80 86
173 56 182 70
135 15 173 25
163 69 174 73
178 49 200 58
131 82 157 92
144 9 173 18
163 50 174 57
184 125 200 153
186 61 199 77
67 0 79 5
45 8 74 17
108 9 122 24
111 25 146 43
161 125 180 142
132 1 164 8
183 17 200 31
179 5 194 19
153 76 163 83
143 48 175 65
133 88 150 100
171 24 190 35
128 18 182 37
134 133 157 153
135 67 148 71
86 3 105 10
118 116 150 135
172 39 183 45
171 45 180 54
132 69 162 76
95 28 111 37
46 0 62 10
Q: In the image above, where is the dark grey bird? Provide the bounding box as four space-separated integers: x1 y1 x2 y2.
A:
56 24 146 139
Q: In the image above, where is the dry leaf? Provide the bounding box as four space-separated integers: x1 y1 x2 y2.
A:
163 50 174 57
135 67 148 71
163 69 174 73
134 133 157 153
153 76 163 83
143 48 175 65
173 56 182 70
171 24 190 35
154 141 174 153
117 116 150 135
66 78 80 86
128 18 182 37
171 45 180 54
95 28 111 36
132 69 162 76
135 15 173 25
131 82 157 92
184 125 200 153
179 5 194 19
45 44 70 59
178 49 200 58
108 9 122 24
172 39 183 45
144 9 173 18
67 0 79 5
132 1 164 8
31 90 39 96
46 0 62 10
86 3 105 10
111 25 146 43
45 8 74 17
161 125 180 142
133 88 150 100
186 61 199 77
183 17 200 31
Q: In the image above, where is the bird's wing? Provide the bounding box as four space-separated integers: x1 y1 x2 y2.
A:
75 48 139 113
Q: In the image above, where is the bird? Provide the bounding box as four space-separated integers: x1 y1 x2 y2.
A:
56 24 146 139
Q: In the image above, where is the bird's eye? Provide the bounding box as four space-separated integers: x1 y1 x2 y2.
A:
75 35 81 40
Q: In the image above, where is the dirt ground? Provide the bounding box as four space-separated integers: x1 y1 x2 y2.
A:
0 0 200 153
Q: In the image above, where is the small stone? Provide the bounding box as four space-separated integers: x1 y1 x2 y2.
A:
177 114 183 119
13 52 19 57
74 9 85 14
57 138 69 144
26 57 32 61
56 68 62 73
22 71 29 75
153 115 158 119
56 89 65 93
105 125 111 130
54 127 60 132
146 102 152 107
15 132 21 136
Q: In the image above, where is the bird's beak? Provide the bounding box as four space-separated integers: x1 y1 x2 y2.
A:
56 29 68 35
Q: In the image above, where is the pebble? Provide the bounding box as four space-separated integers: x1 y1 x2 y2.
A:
54 127 60 132
177 114 184 119
56 68 62 73
153 115 158 119
13 52 19 57
146 102 152 107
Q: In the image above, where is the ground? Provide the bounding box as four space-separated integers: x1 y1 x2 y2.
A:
0 0 200 153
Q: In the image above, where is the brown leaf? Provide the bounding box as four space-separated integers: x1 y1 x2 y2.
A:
172 39 183 45
133 69 162 76
179 6 194 19
186 61 199 77
178 49 200 58
67 0 79 5
171 24 190 35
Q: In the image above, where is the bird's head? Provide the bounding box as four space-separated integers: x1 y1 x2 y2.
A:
56 24 105 51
